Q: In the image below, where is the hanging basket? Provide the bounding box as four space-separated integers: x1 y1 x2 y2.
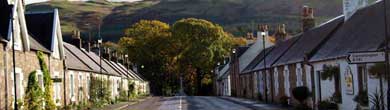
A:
368 63 385 79
321 65 340 80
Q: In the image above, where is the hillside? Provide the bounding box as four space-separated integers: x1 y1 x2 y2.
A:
27 0 345 41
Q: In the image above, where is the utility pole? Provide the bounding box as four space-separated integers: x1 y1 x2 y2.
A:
383 0 390 110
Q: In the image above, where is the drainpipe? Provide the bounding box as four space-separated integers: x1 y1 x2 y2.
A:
63 56 67 109
304 54 316 109
4 44 8 110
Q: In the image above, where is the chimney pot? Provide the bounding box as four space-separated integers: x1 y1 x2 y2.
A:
301 6 315 32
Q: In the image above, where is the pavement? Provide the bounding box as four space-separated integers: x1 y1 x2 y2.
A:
121 96 289 110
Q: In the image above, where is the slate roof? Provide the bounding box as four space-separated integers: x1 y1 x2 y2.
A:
64 44 92 72
238 38 273 73
253 36 300 71
107 60 131 78
84 51 121 77
274 16 344 66
25 12 54 51
241 47 274 73
29 36 51 53
116 63 138 79
64 43 106 73
218 46 249 78
117 63 145 81
0 3 11 40
310 1 389 62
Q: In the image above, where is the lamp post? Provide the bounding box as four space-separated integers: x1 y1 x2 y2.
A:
260 25 268 103
232 49 236 96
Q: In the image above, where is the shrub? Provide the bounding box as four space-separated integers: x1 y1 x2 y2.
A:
354 90 368 106
292 86 311 104
318 100 338 110
280 95 290 107
257 92 263 101
24 71 44 110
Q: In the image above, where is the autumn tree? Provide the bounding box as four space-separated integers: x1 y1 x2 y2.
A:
119 18 234 95
171 18 233 95
119 20 172 95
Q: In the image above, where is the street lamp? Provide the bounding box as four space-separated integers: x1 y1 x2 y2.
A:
141 65 145 69
259 24 268 103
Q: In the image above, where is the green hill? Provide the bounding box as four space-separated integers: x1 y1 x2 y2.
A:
27 0 347 41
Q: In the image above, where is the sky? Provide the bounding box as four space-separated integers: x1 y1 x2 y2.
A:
25 0 143 4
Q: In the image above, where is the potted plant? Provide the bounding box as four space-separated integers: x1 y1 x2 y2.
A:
353 90 368 109
280 95 290 107
292 86 312 110
318 100 338 110
257 92 263 101
330 92 342 103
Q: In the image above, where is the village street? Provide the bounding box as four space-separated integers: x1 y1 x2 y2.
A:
124 96 252 110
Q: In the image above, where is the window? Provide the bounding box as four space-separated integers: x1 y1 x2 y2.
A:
274 70 279 95
70 73 74 99
36 70 44 91
296 68 303 86
12 68 23 100
284 69 290 96
53 72 61 105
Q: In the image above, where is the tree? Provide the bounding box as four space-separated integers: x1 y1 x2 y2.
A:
119 20 172 95
171 18 233 95
119 18 234 95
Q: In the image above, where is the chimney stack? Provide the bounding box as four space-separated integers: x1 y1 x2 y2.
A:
71 30 82 48
343 0 367 20
302 6 315 32
274 24 288 44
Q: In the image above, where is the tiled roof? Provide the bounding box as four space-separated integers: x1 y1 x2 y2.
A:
84 51 121 77
64 42 106 73
310 1 388 62
107 60 131 78
64 44 92 72
238 38 274 73
25 12 54 51
29 35 50 53
217 46 249 78
274 16 344 66
241 47 274 73
253 36 300 71
116 63 138 79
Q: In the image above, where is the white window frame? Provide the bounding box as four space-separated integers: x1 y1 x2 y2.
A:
36 70 44 92
53 71 61 105
273 68 279 95
296 67 303 86
11 67 24 100
69 71 75 101
284 67 290 96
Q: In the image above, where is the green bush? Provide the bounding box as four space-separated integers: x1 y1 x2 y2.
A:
88 76 112 108
24 71 44 110
292 86 312 110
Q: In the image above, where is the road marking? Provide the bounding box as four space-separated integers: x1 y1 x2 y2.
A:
179 96 182 110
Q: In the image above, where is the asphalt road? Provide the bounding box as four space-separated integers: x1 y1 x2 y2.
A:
124 96 253 110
